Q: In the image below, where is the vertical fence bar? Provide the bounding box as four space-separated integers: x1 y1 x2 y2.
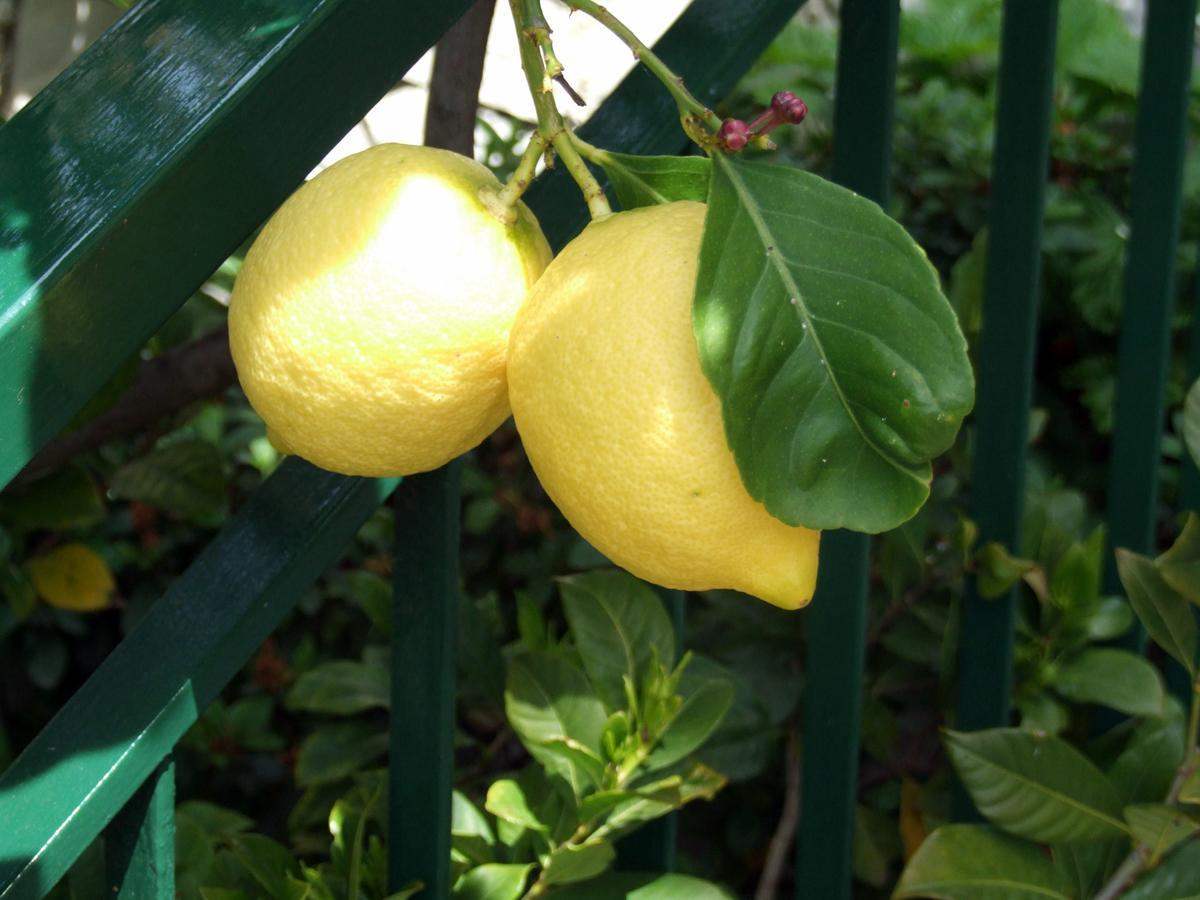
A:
953 0 1059 818
104 758 174 899
1103 0 1199 645
617 589 685 872
389 464 461 897
795 3 899 896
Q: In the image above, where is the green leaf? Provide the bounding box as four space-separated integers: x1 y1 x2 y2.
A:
1123 804 1200 865
1109 711 1187 804
644 677 734 771
560 570 674 712
285 657 390 715
505 652 608 795
516 590 549 652
1180 756 1200 804
453 863 534 900
1083 596 1134 641
894 825 1075 899
693 156 974 533
1117 549 1197 674
1049 529 1103 611
485 779 547 832
540 841 616 887
0 465 105 531
1122 839 1200 899
1156 513 1200 606
592 764 724 842
109 439 228 525
452 791 496 845
294 723 389 786
1181 376 1200 471
226 834 300 898
177 801 254 836
541 872 734 900
944 728 1128 842
1015 693 1068 735
1052 648 1165 717
975 542 1037 599
587 150 710 211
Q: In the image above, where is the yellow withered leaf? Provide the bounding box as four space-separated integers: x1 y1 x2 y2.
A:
27 543 116 612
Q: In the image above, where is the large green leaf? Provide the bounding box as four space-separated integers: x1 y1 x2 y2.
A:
944 728 1128 842
453 863 533 900
505 652 608 795
693 155 974 533
1122 839 1200 899
109 439 228 525
585 149 710 211
1156 514 1200 606
1052 648 1165 717
285 655 389 715
540 841 616 887
894 825 1075 899
543 872 734 900
559 571 674 712
1117 549 1198 674
0 465 105 531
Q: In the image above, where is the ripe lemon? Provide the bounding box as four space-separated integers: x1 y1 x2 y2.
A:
508 201 820 609
229 144 552 476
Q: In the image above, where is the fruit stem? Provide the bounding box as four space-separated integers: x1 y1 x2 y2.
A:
560 0 724 144
508 0 612 219
494 132 548 216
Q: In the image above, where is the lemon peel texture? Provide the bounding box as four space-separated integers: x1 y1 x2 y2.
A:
508 201 820 609
229 143 552 476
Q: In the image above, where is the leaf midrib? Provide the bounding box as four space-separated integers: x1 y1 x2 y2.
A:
714 155 926 489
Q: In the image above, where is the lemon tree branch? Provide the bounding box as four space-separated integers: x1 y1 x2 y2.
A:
505 0 610 218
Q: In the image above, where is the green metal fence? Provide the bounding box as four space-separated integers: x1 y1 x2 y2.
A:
0 0 1195 897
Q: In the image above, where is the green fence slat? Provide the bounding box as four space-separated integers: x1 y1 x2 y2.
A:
0 461 394 899
524 0 807 249
954 0 1059 819
389 465 461 897
104 759 174 900
0 0 473 488
1103 0 1199 636
794 5 898 897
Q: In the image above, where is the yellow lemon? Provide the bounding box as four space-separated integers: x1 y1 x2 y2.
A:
229 144 552 476
508 201 820 609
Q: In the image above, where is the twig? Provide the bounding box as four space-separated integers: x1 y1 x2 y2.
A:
424 0 497 156
755 726 802 900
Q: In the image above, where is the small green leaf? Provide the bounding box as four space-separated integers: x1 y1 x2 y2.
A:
1052 648 1165 717
587 150 710 210
1180 755 1200 804
226 834 300 898
644 677 734 771
176 801 254 836
1117 549 1197 674
516 590 549 652
285 656 389 715
1121 839 1200 899
453 863 533 900
505 652 608 795
944 728 1128 842
1157 513 1200 606
1015 693 1068 735
452 791 496 845
975 542 1037 599
0 465 105 531
109 439 228 525
1108 711 1186 804
541 872 734 900
1049 529 1103 611
1123 804 1200 865
540 841 616 887
485 779 547 832
693 155 974 533
294 723 388 786
1083 596 1134 641
560 570 675 712
894 824 1075 899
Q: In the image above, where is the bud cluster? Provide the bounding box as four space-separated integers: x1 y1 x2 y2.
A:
717 90 809 153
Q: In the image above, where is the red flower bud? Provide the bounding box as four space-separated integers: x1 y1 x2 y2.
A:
718 118 751 151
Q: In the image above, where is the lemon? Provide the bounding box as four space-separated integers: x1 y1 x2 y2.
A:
229 144 552 476
508 201 820 609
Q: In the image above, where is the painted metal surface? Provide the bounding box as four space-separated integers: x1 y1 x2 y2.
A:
104 760 174 900
0 462 395 899
0 0 474 488
954 0 1060 818
1104 0 1199 634
795 3 899 896
389 466 461 896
